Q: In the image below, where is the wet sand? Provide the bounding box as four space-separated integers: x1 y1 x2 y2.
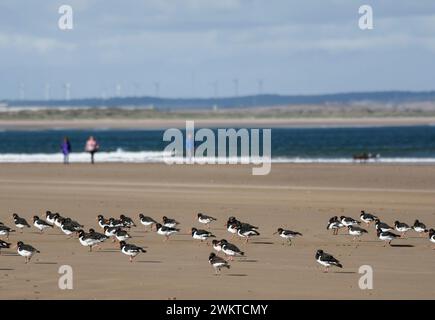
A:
0 163 434 299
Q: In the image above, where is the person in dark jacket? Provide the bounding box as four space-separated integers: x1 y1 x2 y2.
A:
60 137 72 164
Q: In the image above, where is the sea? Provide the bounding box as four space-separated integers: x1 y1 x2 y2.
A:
0 126 434 163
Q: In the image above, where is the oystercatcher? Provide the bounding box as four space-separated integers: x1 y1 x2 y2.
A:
139 214 157 231
429 229 435 249
315 249 343 273
413 220 428 237
327 216 344 235
375 219 394 232
162 216 180 228
0 239 11 255
33 216 53 233
348 225 368 241
340 216 360 227
17 241 40 263
191 227 216 243
274 228 302 246
394 221 411 237
0 225 15 239
119 241 146 262
197 213 217 229
360 211 377 225
45 211 56 225
220 240 244 261
155 223 179 241
209 253 230 275
120 214 136 228
78 229 108 251
237 225 260 243
12 213 31 232
377 229 400 246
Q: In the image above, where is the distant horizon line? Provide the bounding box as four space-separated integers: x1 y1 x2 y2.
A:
0 90 435 108
3 89 435 104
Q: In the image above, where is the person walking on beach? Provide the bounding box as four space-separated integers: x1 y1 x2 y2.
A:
60 137 72 164
85 136 99 164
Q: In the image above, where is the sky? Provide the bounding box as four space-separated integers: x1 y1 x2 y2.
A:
1 0 435 100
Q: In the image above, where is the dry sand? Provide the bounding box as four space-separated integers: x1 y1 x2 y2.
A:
0 163 434 299
1 116 435 130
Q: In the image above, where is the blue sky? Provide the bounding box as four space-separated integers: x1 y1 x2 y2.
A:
1 0 435 100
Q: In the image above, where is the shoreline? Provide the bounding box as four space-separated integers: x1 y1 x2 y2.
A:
1 117 435 130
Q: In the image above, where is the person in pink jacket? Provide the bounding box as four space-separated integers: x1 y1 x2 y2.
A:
85 136 99 164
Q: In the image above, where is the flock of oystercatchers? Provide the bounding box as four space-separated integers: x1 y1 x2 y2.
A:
0 210 434 274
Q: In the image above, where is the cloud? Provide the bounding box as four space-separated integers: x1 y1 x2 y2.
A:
1 0 435 99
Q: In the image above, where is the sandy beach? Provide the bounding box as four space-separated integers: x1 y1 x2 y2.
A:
1 117 435 130
0 163 434 299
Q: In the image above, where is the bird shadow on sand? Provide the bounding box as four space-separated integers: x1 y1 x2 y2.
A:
389 244 415 248
226 274 248 277
95 249 119 253
238 259 258 263
34 262 58 265
250 241 274 245
0 268 14 271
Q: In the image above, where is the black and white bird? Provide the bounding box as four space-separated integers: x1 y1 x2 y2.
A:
375 219 394 233
120 214 136 228
33 216 53 233
274 228 302 246
413 219 428 237
220 239 244 261
191 227 216 243
103 225 118 239
139 214 157 231
155 223 179 241
115 228 131 242
0 239 11 255
327 216 344 235
0 225 15 239
209 253 230 275
227 216 258 230
162 216 180 228
377 229 400 246
315 249 343 273
45 211 56 225
360 210 378 225
119 241 146 262
237 225 260 243
97 215 109 229
394 221 412 237
78 229 108 251
197 213 217 228
53 213 64 228
226 221 239 235
429 229 435 249
340 216 360 227
212 239 224 254
17 241 40 263
108 217 124 228
60 219 80 238
348 225 368 241
12 213 31 232
61 217 83 230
